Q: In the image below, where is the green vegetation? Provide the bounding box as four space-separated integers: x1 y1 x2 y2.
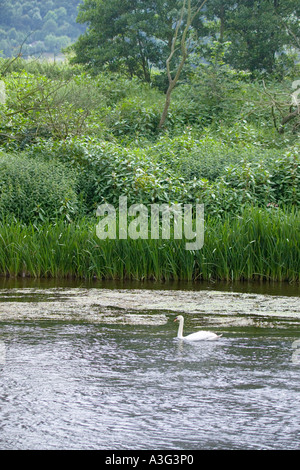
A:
71 0 300 79
0 0 84 57
0 208 298 282
0 1 299 283
0 152 78 223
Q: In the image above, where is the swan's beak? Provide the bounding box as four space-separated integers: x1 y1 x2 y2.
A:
174 318 178 322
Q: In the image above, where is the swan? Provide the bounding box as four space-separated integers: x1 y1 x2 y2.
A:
174 315 222 341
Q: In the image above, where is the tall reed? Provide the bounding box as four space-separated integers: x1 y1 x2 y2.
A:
0 207 298 282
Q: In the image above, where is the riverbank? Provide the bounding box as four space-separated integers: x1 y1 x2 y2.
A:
0 206 299 282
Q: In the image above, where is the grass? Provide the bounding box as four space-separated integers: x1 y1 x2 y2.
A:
0 206 299 282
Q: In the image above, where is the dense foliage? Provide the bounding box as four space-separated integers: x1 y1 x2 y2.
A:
0 57 299 222
204 0 300 75
0 0 299 282
0 152 78 223
1 0 299 78
71 0 300 79
0 0 84 57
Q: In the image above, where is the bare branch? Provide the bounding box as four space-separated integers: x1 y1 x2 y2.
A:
0 32 36 76
159 0 208 129
279 105 300 133
261 80 300 134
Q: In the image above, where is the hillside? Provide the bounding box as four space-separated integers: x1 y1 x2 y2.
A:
0 0 85 57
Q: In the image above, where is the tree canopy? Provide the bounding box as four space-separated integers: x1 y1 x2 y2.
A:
71 0 300 79
1 0 299 77
72 0 189 82
0 0 85 57
209 0 300 74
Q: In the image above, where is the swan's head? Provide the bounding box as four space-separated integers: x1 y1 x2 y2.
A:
174 315 184 322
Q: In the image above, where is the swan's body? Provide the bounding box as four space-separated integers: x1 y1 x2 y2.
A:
174 315 222 341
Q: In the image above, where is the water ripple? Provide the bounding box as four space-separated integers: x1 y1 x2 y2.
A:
0 288 299 450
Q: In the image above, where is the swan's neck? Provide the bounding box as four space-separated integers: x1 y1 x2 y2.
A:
177 318 184 339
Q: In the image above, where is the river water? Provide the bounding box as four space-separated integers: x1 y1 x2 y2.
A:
0 281 299 450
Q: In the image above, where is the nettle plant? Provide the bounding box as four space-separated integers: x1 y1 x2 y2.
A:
0 152 78 223
271 147 300 206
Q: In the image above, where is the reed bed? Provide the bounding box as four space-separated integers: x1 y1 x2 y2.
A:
0 207 299 282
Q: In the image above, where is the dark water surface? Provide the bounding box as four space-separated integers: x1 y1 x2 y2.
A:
0 281 299 450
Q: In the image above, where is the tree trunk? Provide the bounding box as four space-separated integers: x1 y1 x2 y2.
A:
158 0 207 129
158 82 174 129
279 106 300 134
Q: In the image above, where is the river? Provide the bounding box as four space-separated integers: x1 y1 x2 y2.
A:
0 280 299 450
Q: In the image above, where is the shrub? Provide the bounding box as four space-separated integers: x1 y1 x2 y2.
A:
220 148 300 208
0 70 109 147
104 89 163 139
143 128 283 181
26 137 193 211
0 152 78 222
271 147 300 205
25 134 299 218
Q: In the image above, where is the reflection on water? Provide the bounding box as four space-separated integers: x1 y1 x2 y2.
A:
0 283 299 450
0 277 299 297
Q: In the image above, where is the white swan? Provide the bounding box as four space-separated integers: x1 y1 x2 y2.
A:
174 315 222 341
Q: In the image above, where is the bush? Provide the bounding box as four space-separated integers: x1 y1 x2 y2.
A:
0 70 109 148
27 136 204 209
106 96 161 138
0 151 78 222
193 148 300 216
104 82 163 138
25 134 299 218
143 128 283 181
271 147 300 205
221 149 300 207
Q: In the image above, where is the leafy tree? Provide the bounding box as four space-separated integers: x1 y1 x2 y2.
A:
200 0 235 43
71 0 205 82
72 0 162 81
45 34 70 54
0 0 85 57
0 0 13 25
204 0 300 74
